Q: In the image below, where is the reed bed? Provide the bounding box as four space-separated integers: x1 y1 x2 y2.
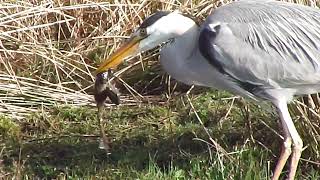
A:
0 0 319 117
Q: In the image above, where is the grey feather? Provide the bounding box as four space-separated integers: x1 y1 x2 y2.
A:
199 0 320 100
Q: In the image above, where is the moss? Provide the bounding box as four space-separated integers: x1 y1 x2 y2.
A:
0 116 20 143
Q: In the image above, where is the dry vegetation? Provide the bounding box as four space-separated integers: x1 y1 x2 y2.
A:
0 0 320 179
0 0 319 117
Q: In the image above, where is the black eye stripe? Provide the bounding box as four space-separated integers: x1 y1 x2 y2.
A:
139 11 199 30
139 11 171 29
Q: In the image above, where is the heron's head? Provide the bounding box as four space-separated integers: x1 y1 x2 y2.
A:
96 11 196 73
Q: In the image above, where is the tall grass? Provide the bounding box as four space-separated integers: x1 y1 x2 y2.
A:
0 0 319 116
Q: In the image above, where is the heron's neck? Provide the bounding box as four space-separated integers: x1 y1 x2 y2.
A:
160 23 228 88
172 25 199 59
160 23 202 84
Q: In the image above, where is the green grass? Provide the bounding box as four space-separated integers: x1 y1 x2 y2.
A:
1 90 319 179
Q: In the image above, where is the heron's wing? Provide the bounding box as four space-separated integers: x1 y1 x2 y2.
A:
199 0 320 92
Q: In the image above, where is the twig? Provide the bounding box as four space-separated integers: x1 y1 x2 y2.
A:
186 94 234 161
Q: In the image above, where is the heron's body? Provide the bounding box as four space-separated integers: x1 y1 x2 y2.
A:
160 22 259 99
95 1 320 179
161 0 320 102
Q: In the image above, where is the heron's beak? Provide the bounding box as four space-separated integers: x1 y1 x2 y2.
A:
96 35 142 73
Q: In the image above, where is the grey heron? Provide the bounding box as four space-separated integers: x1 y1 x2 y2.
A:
95 0 320 179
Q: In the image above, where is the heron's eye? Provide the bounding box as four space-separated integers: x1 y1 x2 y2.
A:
140 28 147 37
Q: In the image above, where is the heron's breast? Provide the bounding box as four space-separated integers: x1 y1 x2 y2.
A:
160 46 226 87
160 49 194 85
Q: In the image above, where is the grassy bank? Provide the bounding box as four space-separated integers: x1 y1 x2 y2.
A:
1 90 320 179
